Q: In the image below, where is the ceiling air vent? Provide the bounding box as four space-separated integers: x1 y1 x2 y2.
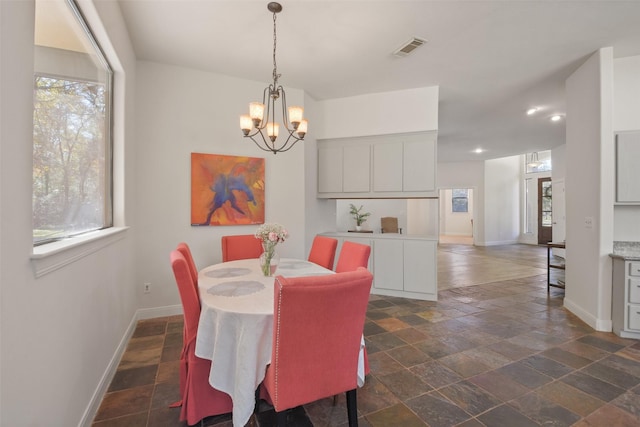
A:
393 37 428 57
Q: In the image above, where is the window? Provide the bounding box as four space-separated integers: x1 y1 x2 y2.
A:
524 178 533 233
33 0 113 245
525 151 552 174
451 189 468 213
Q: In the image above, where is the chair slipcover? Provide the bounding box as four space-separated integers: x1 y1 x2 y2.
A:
307 235 338 270
176 242 198 287
262 268 373 426
335 241 371 273
221 234 263 262
170 251 232 425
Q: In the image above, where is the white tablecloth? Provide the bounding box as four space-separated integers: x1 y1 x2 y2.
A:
195 258 338 427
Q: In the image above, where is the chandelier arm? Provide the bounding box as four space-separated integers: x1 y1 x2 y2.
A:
275 133 301 153
279 86 293 132
249 132 277 153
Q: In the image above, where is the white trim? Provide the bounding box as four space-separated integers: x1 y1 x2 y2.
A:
31 227 129 277
137 304 183 320
563 297 611 332
475 239 519 247
78 304 183 427
78 311 137 427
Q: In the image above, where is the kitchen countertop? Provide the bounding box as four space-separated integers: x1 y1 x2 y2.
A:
321 231 438 241
610 241 640 260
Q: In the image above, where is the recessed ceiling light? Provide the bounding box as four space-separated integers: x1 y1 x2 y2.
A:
551 115 562 122
473 148 484 154
527 108 539 115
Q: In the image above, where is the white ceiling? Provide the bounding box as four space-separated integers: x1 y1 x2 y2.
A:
117 0 640 162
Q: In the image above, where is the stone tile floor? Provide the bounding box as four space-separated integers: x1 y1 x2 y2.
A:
93 244 640 426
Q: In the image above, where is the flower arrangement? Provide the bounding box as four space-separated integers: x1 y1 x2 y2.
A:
349 204 371 227
255 223 288 275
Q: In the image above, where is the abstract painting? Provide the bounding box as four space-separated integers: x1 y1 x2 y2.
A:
191 153 265 226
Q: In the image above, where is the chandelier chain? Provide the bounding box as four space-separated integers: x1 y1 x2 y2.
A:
272 10 280 85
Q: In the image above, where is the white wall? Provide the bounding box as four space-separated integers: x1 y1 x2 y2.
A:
303 92 337 256
134 61 307 309
439 189 474 236
564 48 615 332
335 199 407 233
483 156 521 245
552 144 567 181
317 87 439 140
1 0 139 425
438 161 485 244
613 55 640 241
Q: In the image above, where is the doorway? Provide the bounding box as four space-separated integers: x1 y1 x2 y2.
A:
538 178 552 244
439 188 474 245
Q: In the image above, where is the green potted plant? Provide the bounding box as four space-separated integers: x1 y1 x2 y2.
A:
349 204 371 231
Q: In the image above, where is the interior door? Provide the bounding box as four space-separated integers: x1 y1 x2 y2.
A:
538 178 552 244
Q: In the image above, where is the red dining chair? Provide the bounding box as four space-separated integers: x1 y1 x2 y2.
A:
176 242 198 286
221 234 263 262
307 235 338 270
262 268 373 427
169 250 232 424
335 241 371 273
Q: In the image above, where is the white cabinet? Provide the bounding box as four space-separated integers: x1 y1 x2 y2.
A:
612 258 640 339
317 143 370 194
373 238 437 300
373 136 437 194
616 131 640 204
317 145 342 193
328 233 438 301
404 239 437 297
373 239 404 291
317 131 437 198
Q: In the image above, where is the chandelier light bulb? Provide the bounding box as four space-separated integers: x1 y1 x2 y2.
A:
297 119 308 138
249 102 265 124
267 122 279 141
288 106 303 127
240 115 253 135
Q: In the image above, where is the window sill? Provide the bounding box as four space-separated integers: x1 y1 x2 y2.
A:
31 227 129 278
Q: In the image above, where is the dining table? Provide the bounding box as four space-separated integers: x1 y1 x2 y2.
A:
194 257 366 427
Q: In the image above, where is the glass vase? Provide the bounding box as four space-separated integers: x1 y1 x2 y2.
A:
259 242 280 276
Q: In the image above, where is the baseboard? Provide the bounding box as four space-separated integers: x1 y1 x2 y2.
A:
475 239 519 247
137 304 183 320
563 297 612 332
78 304 183 427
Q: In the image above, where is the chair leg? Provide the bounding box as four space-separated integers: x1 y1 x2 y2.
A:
275 410 287 427
346 389 358 427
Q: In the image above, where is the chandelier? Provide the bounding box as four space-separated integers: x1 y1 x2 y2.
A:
240 2 308 154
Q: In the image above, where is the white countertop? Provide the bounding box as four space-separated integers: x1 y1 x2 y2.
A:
321 231 438 241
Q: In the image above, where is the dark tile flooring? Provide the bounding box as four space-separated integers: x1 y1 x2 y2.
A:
93 244 640 427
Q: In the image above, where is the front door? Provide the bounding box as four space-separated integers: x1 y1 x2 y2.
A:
538 178 552 244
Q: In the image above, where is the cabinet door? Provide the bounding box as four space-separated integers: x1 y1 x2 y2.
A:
616 132 640 203
343 144 370 192
403 139 436 192
318 145 343 193
404 240 437 298
373 142 403 192
373 239 403 290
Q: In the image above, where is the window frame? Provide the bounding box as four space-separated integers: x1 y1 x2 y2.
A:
32 0 114 247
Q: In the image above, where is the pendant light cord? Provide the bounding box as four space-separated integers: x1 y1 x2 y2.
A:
272 11 280 86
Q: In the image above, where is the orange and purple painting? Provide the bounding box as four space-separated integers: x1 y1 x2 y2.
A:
191 153 265 226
